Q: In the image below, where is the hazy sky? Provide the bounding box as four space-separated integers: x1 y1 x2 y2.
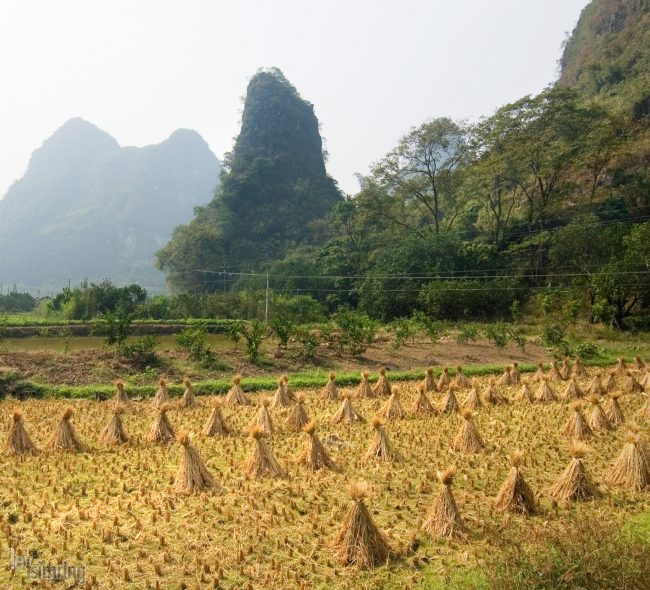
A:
0 0 589 199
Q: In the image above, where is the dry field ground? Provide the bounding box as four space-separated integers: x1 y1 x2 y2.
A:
1 362 649 589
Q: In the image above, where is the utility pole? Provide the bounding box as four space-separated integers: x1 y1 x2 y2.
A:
264 273 269 323
222 264 226 292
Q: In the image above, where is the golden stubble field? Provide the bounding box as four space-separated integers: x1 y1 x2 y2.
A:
1 364 649 589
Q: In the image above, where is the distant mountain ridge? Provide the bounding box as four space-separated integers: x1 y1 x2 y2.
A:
0 118 221 293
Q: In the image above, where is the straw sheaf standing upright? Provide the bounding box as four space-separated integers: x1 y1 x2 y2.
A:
532 362 546 382
517 381 534 403
453 409 484 453
496 366 513 387
282 375 296 402
272 377 293 409
559 357 571 380
174 432 216 493
242 425 285 479
422 368 437 393
285 394 311 431
6 410 39 455
297 421 337 471
607 426 650 491
563 402 593 440
588 396 612 432
225 375 250 406
494 451 536 515
249 398 275 434
453 366 471 389
364 417 402 462
332 392 365 424
147 404 175 444
462 386 482 411
422 467 464 539
548 360 564 383
623 371 643 393
561 377 583 400
357 371 373 398
203 401 231 437
322 372 339 400
535 377 557 403
548 442 601 502
585 373 604 397
377 387 406 421
373 368 392 397
633 356 646 372
152 378 171 408
440 385 460 414
332 482 391 568
179 378 198 408
412 384 436 415
637 393 650 421
483 379 508 406
46 407 84 452
510 362 521 384
605 392 625 427
100 405 129 446
112 379 129 407
571 357 586 378
437 367 451 391
613 357 628 376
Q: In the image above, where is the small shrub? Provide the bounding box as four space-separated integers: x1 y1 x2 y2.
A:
295 329 319 360
508 327 527 352
456 323 480 344
120 336 159 369
92 307 136 352
389 317 418 350
234 320 266 363
269 317 296 349
572 341 599 359
484 322 510 349
176 327 211 362
540 322 570 358
336 310 377 356
411 311 447 347
510 300 523 323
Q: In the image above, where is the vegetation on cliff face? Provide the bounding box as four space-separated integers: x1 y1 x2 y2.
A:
156 68 342 292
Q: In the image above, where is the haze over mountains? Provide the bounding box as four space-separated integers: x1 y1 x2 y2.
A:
0 118 220 293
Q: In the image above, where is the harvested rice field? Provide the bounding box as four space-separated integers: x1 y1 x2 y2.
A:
2 361 650 589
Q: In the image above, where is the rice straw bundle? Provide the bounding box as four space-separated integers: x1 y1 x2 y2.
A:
332 393 365 424
242 425 285 479
440 386 460 414
453 409 484 453
322 372 339 400
377 387 406 420
585 373 604 397
510 362 521 384
179 378 198 408
605 392 625 427
548 442 601 502
623 371 643 393
561 377 583 400
364 417 402 462
6 410 39 455
563 402 593 440
297 421 337 471
517 381 534 403
146 404 175 444
422 367 437 393
606 427 650 491
174 432 216 493
532 362 545 382
483 379 508 405
225 375 250 406
421 467 464 539
272 377 293 409
571 357 586 378
203 401 231 437
633 356 646 372
357 371 373 398
559 357 571 380
637 394 650 421
496 366 513 387
614 357 628 376
46 407 84 452
588 396 612 432
373 368 392 397
248 398 274 434
152 378 171 408
332 482 391 568
282 375 296 402
437 367 451 391
285 394 311 432
535 377 556 403
112 379 129 407
453 366 471 389
548 360 564 383
494 450 536 515
100 405 129 446
412 384 436 415
462 387 482 411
